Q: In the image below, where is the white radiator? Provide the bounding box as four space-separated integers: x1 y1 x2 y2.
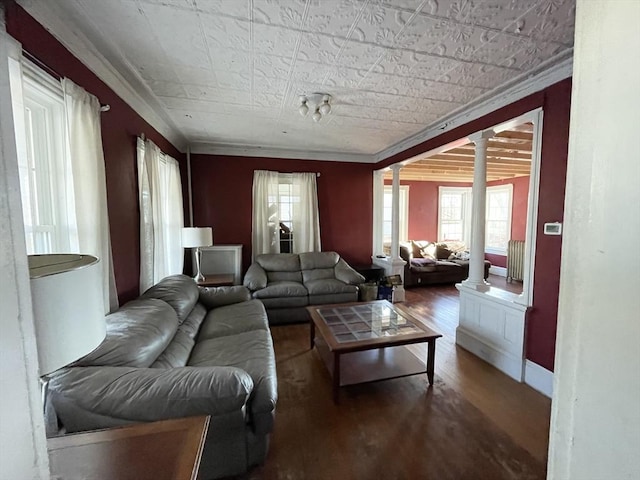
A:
507 240 525 282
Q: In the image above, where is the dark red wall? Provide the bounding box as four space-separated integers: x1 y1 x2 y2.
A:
6 3 187 304
377 80 572 371
190 155 373 272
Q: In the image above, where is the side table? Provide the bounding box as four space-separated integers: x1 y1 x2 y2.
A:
197 273 235 287
353 264 385 283
48 415 210 480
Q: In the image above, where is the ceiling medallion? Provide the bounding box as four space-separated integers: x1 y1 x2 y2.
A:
298 93 332 122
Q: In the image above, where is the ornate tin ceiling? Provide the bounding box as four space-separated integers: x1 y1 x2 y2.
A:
20 0 575 159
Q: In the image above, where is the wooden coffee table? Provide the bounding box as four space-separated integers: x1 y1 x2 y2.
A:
308 300 442 403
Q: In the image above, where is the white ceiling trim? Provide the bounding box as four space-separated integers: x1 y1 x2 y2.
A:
17 0 188 152
374 50 574 163
189 143 372 164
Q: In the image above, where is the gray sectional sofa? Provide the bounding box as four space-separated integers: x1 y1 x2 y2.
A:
243 251 365 324
48 274 277 480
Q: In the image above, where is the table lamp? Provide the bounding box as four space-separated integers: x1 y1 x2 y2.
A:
182 227 213 282
28 254 106 432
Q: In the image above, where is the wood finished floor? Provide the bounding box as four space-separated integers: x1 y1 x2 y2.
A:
236 276 550 480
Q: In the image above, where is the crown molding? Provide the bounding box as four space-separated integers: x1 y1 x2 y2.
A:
189 142 374 163
374 50 574 163
17 0 188 152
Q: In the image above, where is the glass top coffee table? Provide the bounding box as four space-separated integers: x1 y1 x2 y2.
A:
307 300 442 403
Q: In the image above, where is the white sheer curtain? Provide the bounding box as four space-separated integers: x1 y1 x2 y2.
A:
252 170 321 259
292 172 321 253
62 78 118 312
252 170 281 259
137 137 184 292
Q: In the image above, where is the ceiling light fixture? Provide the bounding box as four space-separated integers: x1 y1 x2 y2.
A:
298 93 332 122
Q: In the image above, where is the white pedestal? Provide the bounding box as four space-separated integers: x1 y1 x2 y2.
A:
455 283 528 381
372 256 406 303
196 245 243 285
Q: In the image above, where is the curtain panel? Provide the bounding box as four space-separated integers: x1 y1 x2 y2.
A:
137 137 184 292
62 78 118 313
251 170 281 259
9 56 117 313
292 172 321 253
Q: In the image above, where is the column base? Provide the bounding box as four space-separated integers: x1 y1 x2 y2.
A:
461 279 491 292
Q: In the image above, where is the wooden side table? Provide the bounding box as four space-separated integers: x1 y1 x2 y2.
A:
48 415 209 480
197 273 235 287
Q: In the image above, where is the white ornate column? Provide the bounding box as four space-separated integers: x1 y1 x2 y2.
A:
455 128 527 383
390 164 402 263
463 129 494 291
389 164 406 301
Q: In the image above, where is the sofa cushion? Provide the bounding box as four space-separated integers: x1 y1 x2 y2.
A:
304 278 358 296
151 329 193 368
141 274 199 324
259 296 309 309
179 303 207 340
188 330 278 435
198 300 269 341
252 281 308 299
256 253 300 272
75 298 178 368
299 251 339 270
309 292 358 305
199 286 251 309
267 270 302 283
301 267 335 283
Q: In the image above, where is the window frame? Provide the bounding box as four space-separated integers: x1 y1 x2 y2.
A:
17 64 75 254
382 185 409 244
437 186 472 246
485 184 513 255
437 184 513 254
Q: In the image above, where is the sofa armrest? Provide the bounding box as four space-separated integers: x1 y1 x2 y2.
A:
199 285 251 309
49 366 253 432
334 258 366 285
243 263 267 290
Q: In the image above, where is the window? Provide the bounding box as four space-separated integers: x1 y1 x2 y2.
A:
382 185 409 244
437 185 513 253
11 58 118 311
17 68 75 254
274 177 296 253
485 185 513 254
252 170 320 258
438 187 472 245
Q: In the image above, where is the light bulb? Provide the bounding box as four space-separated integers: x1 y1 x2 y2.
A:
312 109 321 122
319 100 331 116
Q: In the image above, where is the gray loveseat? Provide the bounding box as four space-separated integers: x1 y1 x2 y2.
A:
243 251 365 324
48 274 277 480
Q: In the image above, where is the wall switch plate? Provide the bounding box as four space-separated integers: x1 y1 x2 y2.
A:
544 222 562 235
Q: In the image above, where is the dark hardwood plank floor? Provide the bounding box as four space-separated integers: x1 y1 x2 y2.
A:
236 279 550 480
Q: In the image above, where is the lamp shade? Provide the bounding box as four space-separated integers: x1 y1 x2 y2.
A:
182 227 213 248
28 254 106 376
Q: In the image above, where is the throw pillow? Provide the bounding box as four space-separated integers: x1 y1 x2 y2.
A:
411 240 425 258
420 242 437 259
435 243 453 260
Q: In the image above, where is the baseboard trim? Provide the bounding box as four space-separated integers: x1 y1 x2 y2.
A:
489 266 507 277
524 360 553 398
456 327 524 381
